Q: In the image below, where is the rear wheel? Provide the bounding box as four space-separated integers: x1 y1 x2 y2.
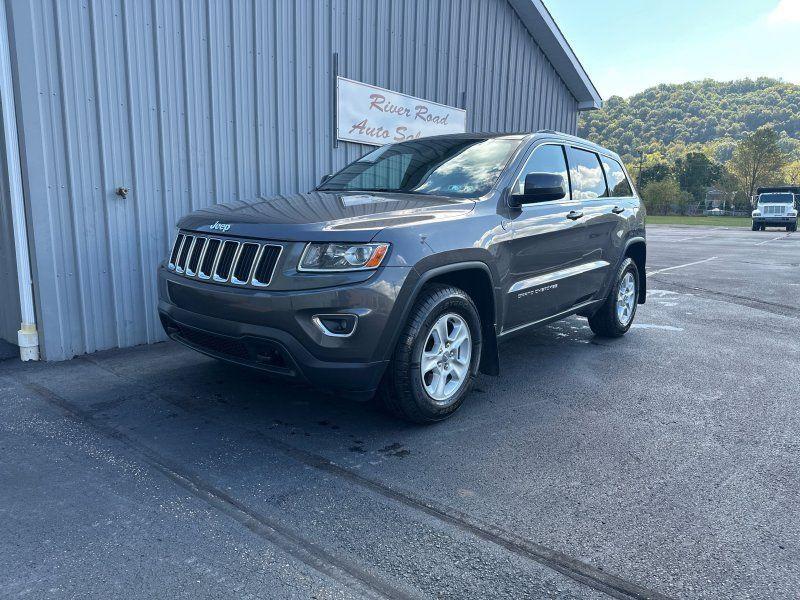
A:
379 284 481 423
588 258 639 338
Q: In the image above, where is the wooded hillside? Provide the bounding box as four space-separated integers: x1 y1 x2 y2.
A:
579 78 800 165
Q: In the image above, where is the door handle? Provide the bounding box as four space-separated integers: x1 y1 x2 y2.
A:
566 210 584 220
611 206 625 214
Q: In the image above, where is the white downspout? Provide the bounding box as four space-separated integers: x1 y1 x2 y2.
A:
0 1 38 361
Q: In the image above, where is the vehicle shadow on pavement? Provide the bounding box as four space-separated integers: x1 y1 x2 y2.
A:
153 319 597 428
9 317 608 462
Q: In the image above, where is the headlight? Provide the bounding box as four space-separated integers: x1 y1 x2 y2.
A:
298 243 390 272
789 210 798 217
752 210 760 216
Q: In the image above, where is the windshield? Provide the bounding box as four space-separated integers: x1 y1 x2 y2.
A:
318 137 524 198
758 193 794 204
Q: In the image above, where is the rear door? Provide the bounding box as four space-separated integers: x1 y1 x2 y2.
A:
595 154 636 271
564 147 616 298
504 143 588 330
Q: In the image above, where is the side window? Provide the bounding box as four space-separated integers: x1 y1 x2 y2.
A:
602 157 634 197
567 147 608 200
513 144 569 198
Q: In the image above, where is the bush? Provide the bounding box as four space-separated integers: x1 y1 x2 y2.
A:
641 178 693 215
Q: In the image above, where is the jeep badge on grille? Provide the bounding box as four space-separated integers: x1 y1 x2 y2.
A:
209 221 231 232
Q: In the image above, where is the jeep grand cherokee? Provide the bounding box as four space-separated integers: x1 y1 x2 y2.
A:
158 132 646 422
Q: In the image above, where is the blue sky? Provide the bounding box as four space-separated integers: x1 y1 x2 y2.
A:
545 0 800 98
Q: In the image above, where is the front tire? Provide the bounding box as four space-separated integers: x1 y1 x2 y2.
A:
588 258 639 338
379 284 482 423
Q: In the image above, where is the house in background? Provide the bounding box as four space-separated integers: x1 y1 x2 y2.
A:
705 188 728 209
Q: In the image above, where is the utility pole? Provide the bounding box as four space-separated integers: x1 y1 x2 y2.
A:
637 149 644 187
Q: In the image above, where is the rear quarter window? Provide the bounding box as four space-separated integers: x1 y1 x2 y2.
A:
602 157 634 198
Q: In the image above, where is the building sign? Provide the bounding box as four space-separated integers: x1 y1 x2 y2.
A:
336 77 467 146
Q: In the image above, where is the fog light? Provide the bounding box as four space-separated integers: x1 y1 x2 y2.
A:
313 314 358 337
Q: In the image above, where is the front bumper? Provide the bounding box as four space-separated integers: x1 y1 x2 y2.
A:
157 265 413 396
753 217 796 226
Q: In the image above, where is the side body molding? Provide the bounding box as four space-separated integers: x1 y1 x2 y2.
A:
508 260 610 294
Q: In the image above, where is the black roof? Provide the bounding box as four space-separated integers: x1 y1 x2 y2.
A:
757 186 800 194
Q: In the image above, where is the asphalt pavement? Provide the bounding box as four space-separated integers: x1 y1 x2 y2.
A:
1 225 798 599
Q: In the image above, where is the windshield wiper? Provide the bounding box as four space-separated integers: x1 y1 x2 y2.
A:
319 187 405 194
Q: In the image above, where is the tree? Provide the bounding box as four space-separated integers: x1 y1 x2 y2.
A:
729 127 788 199
715 168 745 208
638 162 672 189
783 160 800 186
705 137 738 163
641 177 690 215
674 152 723 201
730 191 752 212
578 78 800 166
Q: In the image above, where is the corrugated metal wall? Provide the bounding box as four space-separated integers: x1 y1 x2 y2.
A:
7 0 579 361
0 114 21 345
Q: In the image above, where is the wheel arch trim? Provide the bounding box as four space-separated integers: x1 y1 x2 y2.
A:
380 261 501 375
623 236 647 303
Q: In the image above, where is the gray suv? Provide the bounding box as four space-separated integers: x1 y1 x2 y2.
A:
158 132 646 422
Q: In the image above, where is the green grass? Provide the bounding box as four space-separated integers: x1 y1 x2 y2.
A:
646 215 751 227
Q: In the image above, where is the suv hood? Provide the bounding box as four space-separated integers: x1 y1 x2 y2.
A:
178 191 475 242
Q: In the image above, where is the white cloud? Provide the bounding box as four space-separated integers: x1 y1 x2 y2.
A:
767 0 800 25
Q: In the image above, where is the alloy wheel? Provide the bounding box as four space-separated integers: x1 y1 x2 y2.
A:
420 313 472 404
616 272 636 326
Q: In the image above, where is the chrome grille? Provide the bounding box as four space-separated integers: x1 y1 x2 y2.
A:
232 243 259 284
214 241 239 281
186 237 206 276
199 239 221 279
763 205 786 215
168 233 185 268
253 245 281 286
175 235 195 273
167 231 282 287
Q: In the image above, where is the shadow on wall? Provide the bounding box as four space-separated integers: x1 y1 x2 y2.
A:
0 339 17 361
0 115 22 348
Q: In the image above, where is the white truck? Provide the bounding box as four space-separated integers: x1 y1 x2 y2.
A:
751 186 798 232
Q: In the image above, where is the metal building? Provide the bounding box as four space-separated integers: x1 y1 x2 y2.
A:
0 0 600 361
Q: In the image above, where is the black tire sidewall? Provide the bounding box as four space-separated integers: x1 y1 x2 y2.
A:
401 290 482 421
612 260 639 332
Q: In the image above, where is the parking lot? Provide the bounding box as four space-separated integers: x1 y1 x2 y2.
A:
1 225 798 600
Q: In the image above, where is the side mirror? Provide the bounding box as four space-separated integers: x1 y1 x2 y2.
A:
510 173 566 206
319 173 333 186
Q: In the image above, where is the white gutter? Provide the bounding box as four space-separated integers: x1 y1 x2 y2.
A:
0 1 39 361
